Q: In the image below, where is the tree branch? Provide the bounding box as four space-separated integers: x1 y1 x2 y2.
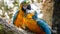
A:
0 18 34 34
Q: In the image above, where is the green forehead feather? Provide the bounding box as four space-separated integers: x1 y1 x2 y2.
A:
22 0 29 4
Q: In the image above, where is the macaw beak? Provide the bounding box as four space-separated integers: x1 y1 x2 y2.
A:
26 4 31 10
22 4 31 14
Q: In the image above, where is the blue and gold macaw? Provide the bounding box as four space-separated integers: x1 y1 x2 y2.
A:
13 0 51 34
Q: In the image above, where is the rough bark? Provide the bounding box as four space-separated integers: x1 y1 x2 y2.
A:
42 0 54 27
0 18 34 34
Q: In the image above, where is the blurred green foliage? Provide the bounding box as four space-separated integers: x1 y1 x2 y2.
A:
0 24 3 30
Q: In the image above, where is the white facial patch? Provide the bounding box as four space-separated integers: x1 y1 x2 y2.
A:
26 4 43 18
23 6 27 9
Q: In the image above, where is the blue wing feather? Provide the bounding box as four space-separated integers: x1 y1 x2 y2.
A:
12 10 19 24
32 12 51 34
37 19 51 34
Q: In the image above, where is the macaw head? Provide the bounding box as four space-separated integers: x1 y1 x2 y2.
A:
20 0 31 13
19 0 43 19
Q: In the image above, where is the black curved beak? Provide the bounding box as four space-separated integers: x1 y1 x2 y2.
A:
26 4 31 10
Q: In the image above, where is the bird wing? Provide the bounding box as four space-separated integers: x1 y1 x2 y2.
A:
32 11 51 34
12 10 19 24
37 19 51 34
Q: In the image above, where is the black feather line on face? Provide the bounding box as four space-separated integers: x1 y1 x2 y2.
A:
22 6 26 13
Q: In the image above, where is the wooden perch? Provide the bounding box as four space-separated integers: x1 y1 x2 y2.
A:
0 18 34 34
